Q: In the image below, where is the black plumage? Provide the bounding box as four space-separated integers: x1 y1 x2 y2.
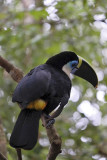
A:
10 51 98 150
12 64 71 113
10 109 41 150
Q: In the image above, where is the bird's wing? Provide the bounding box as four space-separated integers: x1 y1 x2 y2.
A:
50 94 69 118
12 66 51 106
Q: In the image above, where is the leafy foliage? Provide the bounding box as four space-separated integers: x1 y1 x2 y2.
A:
0 0 107 160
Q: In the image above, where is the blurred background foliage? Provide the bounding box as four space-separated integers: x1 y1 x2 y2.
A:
0 0 107 160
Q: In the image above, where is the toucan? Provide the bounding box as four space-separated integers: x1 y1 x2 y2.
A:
10 51 98 151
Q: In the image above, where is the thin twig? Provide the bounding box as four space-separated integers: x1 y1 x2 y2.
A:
0 152 7 160
16 149 22 160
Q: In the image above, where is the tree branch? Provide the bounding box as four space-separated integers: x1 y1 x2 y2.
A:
41 115 62 160
0 56 23 83
0 153 7 160
0 56 62 160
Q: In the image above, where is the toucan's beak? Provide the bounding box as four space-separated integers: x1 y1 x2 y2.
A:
73 56 98 88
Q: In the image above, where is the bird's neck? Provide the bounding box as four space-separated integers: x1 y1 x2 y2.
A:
62 64 71 79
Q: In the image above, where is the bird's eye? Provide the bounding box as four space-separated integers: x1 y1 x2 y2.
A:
72 63 76 67
70 60 78 69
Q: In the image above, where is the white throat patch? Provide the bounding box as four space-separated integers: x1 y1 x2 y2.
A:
62 64 71 78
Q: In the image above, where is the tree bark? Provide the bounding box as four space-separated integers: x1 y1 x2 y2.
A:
41 115 62 160
0 152 7 160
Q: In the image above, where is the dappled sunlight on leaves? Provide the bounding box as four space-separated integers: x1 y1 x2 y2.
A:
0 0 107 159
78 100 101 126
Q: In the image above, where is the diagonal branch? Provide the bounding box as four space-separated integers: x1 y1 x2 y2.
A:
0 56 23 83
0 56 62 160
0 153 7 160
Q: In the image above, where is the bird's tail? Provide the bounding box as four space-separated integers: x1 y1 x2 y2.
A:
10 109 41 150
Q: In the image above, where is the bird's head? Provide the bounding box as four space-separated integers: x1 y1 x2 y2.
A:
46 51 98 88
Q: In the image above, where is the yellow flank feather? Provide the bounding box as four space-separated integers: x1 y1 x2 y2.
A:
27 99 47 110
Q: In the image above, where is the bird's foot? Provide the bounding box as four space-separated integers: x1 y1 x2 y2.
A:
42 114 55 128
46 118 55 128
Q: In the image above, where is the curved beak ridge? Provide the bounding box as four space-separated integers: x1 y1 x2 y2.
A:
73 57 98 88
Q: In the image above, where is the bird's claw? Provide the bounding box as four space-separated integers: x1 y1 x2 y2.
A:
42 113 55 128
46 118 55 128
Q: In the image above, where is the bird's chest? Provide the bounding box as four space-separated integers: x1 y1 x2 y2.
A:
42 78 69 103
50 71 71 97
26 68 71 114
43 71 71 114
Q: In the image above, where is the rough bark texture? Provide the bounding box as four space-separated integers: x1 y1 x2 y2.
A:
46 128 62 160
0 56 23 83
41 114 62 160
0 56 62 160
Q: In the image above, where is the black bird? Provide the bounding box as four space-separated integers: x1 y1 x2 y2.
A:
10 51 98 151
